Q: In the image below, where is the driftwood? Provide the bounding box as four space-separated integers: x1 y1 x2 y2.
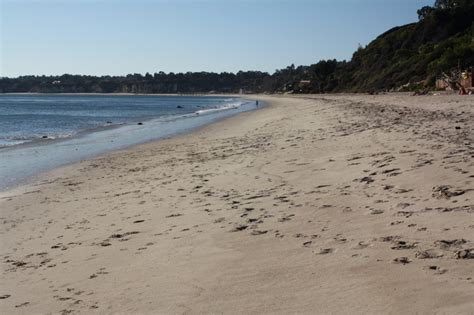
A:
441 71 462 90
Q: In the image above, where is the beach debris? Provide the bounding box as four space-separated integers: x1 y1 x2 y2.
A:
412 88 429 96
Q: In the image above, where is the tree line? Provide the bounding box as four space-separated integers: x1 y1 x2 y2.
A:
1 0 472 94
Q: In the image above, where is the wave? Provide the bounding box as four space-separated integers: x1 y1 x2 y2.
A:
0 139 32 148
0 99 249 150
0 133 76 149
194 102 243 115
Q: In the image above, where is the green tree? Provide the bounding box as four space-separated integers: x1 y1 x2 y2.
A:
417 6 434 20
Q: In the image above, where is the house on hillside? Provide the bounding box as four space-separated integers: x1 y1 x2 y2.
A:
435 78 449 90
298 80 311 88
460 67 473 90
297 80 312 93
436 67 473 91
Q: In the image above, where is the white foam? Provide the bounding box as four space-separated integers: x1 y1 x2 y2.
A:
194 102 242 115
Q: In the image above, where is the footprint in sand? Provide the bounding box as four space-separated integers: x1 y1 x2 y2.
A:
317 248 335 255
456 249 474 259
391 240 417 250
370 209 384 215
334 235 347 243
432 185 467 199
423 265 447 275
353 241 370 249
231 225 248 232
415 249 443 259
393 257 411 264
435 239 466 249
278 214 294 222
391 220 404 225
250 230 268 236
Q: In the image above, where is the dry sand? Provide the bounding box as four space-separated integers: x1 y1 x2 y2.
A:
1 94 473 314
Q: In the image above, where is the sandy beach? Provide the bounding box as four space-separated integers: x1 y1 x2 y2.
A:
1 94 473 314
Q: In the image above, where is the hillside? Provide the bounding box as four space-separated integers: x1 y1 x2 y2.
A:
340 1 474 91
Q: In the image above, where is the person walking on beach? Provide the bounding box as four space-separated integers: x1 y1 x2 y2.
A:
256 100 259 107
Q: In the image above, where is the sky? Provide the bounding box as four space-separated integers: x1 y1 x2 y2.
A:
1 0 434 77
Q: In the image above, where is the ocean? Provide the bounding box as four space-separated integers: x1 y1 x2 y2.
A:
0 94 256 190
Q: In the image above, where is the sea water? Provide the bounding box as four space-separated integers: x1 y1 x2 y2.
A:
0 94 256 190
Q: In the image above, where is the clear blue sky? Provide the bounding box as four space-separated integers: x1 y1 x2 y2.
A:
1 0 434 77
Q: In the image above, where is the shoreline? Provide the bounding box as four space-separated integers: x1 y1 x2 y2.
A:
0 96 259 192
1 94 473 313
0 100 264 200
0 92 244 97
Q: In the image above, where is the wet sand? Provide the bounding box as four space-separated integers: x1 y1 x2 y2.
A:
1 94 473 314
